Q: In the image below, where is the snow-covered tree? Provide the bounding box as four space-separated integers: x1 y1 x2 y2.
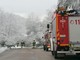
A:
0 9 27 45
25 10 53 44
58 0 80 11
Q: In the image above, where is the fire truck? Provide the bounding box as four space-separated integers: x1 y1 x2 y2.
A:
50 8 80 58
43 24 51 51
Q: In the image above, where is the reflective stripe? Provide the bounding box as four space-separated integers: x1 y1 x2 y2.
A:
56 14 59 32
60 44 69 46
57 32 60 37
56 14 60 40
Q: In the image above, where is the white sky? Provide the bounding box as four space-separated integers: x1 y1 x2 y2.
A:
0 0 58 17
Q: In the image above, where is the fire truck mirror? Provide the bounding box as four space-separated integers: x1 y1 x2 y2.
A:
47 24 49 28
53 37 55 38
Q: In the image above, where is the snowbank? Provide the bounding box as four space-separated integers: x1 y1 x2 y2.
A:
0 47 8 53
11 46 21 48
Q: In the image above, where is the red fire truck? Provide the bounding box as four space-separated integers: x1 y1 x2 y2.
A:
50 12 80 58
43 30 51 51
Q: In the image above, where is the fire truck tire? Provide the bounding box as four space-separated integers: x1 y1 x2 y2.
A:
54 51 58 59
43 45 46 51
46 47 48 51
51 51 54 55
54 51 65 59
76 53 80 56
43 48 45 51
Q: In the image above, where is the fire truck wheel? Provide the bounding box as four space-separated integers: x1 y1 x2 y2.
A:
76 53 80 56
43 45 46 51
54 51 65 59
51 51 54 55
46 47 48 51
54 51 58 59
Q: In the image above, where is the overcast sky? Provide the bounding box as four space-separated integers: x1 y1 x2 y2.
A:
0 0 58 17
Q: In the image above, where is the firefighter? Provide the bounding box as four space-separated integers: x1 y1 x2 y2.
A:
21 40 25 48
16 41 19 47
32 40 36 48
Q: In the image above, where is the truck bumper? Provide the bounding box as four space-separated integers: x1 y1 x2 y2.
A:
57 51 80 55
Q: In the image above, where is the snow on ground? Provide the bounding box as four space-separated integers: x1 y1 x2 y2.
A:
0 46 32 54
11 46 32 49
11 46 21 48
0 47 8 53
